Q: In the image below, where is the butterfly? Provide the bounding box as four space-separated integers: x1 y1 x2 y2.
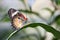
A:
8 8 27 29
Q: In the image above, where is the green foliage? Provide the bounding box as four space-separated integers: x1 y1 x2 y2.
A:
54 0 60 5
0 7 6 12
43 8 53 13
52 0 60 5
22 23 60 39
0 14 10 22
20 0 25 5
55 15 60 26
0 9 40 22
20 0 24 2
0 0 60 40
43 8 54 15
7 23 60 40
19 9 40 16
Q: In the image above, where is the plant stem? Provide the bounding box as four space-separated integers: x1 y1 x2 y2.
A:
6 30 18 40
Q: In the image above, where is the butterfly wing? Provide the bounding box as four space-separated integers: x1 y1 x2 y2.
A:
8 8 17 19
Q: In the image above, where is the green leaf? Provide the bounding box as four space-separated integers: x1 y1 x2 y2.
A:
22 23 60 39
20 0 32 11
7 23 60 40
20 0 24 2
43 8 53 12
54 0 60 5
19 9 40 17
43 8 54 15
55 15 60 26
43 8 56 15
20 0 27 9
20 0 25 5
0 14 10 22
0 7 6 12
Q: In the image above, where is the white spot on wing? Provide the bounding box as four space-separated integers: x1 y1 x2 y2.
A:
12 11 19 17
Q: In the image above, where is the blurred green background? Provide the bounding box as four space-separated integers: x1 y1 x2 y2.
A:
0 0 60 40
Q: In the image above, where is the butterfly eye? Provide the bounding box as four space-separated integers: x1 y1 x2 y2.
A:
18 17 20 19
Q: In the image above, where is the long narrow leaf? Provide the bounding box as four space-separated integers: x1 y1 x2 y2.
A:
7 23 60 40
19 9 40 17
22 23 60 39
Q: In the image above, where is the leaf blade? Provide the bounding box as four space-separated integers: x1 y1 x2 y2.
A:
21 23 60 39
